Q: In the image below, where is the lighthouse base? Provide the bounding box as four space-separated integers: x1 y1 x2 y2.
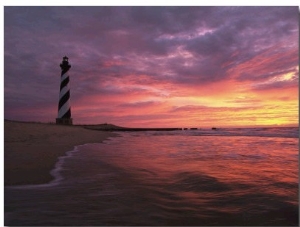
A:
56 118 73 125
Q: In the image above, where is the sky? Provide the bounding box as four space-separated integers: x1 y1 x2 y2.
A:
4 6 299 128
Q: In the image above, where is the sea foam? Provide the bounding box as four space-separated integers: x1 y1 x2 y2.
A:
5 145 81 189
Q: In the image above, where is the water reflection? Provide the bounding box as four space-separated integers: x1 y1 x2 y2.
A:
5 133 298 226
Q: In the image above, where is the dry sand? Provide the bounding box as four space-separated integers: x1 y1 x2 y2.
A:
4 120 116 186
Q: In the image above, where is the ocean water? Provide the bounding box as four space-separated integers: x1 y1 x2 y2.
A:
5 127 299 226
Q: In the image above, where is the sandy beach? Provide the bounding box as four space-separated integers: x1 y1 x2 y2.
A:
4 123 298 226
4 120 116 186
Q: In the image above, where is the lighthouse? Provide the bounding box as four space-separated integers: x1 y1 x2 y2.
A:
56 56 72 125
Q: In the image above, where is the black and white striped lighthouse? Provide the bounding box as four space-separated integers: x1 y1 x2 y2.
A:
56 56 72 125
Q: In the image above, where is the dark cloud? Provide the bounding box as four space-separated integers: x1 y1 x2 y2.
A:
118 101 160 108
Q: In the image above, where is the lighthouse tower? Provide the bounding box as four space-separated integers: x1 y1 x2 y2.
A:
56 56 72 125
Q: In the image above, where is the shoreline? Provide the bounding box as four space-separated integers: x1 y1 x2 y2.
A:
4 120 116 186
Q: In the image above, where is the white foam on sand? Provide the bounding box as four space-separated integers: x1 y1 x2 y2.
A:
5 145 82 190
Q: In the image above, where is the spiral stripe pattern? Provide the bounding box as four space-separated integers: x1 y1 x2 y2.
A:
58 57 71 119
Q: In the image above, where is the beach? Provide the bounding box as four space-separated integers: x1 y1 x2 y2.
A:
4 125 298 225
4 120 115 186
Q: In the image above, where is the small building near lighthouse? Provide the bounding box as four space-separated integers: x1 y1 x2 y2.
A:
56 56 73 125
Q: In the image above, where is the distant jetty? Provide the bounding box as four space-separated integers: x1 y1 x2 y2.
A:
83 124 181 131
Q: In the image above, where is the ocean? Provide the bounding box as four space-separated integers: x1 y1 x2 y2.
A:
4 127 299 226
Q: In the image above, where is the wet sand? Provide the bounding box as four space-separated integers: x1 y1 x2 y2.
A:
4 120 116 186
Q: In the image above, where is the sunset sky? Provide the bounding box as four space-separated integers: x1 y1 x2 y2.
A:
4 6 299 128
